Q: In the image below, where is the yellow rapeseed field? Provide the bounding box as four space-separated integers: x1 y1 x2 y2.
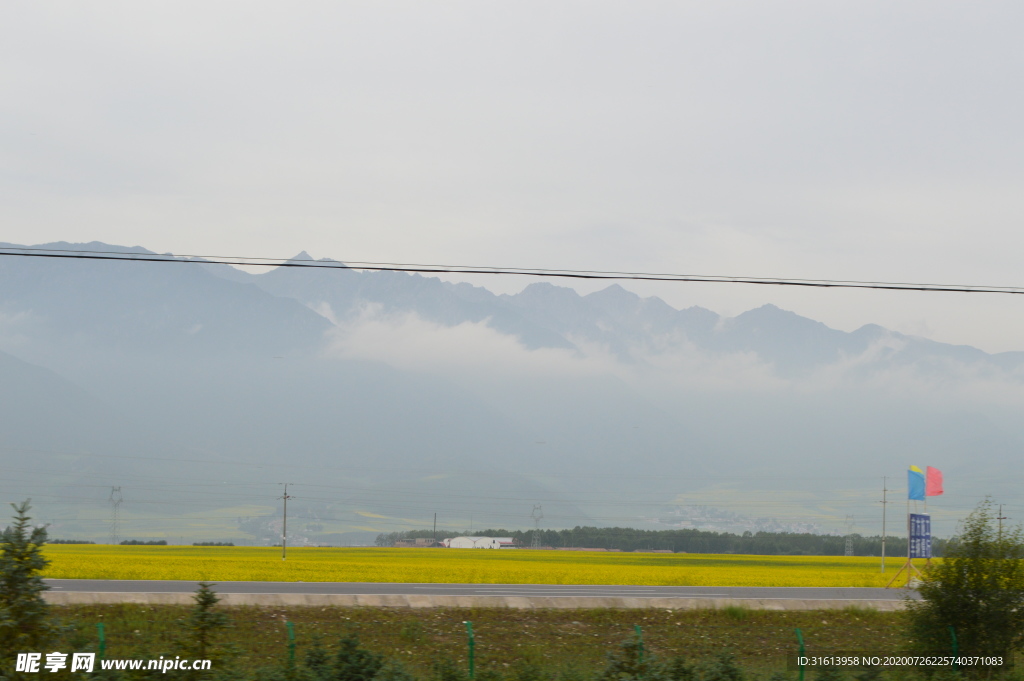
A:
42 546 919 587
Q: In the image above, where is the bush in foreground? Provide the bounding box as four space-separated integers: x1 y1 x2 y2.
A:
0 500 58 677
908 499 1024 661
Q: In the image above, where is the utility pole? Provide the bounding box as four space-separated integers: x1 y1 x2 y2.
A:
433 513 437 545
280 483 292 560
880 477 888 573
530 505 544 549
108 487 123 545
998 504 1009 540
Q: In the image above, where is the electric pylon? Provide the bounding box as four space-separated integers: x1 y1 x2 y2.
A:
530 505 544 548
109 487 123 545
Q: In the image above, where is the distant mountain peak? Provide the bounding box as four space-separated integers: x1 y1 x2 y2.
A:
273 251 347 270
7 240 157 256
586 284 640 303
520 281 564 293
514 281 584 302
735 303 818 324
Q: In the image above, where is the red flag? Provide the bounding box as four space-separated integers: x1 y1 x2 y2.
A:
926 466 944 496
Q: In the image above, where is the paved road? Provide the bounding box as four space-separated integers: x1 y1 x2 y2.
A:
46 580 914 601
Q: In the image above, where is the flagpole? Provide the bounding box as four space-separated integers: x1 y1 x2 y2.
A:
887 469 915 588
909 491 917 577
881 476 887 574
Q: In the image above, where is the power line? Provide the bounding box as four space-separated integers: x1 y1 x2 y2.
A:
0 478 964 511
0 477 994 517
4 246 1024 295
0 445 911 481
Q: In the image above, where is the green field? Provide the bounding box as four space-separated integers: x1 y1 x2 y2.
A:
43 545 919 587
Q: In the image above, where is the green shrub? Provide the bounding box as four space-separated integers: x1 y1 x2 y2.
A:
695 653 744 681
333 634 384 681
0 501 58 678
722 606 749 622
907 500 1024 660
598 634 651 681
432 658 468 681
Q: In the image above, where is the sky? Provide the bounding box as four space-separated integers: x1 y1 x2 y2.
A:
3 1 1024 352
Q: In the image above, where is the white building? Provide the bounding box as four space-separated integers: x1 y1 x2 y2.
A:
442 536 516 549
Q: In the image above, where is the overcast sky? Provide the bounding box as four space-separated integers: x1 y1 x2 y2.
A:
3 2 1024 352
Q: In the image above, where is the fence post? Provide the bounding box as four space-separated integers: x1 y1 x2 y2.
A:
97 623 106 660
286 621 296 666
634 625 644 665
795 628 805 681
464 621 475 679
948 626 958 669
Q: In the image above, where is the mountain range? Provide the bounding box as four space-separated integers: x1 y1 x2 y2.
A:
2 242 1021 543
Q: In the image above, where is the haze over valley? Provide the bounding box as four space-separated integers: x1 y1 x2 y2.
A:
2 242 1021 544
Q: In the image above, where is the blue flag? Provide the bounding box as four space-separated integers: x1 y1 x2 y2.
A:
908 466 925 500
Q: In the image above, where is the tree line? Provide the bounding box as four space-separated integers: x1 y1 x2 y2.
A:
376 525 949 556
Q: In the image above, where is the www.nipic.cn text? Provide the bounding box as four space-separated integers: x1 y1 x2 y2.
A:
16 652 213 673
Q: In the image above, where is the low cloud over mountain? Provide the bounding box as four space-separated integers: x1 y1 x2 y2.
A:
2 242 1021 539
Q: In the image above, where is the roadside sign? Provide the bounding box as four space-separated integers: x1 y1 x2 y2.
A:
909 513 931 559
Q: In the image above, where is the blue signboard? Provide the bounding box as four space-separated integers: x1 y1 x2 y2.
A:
910 513 931 559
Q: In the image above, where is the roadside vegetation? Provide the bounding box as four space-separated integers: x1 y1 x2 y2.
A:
907 499 1024 667
0 500 56 679
52 603 905 680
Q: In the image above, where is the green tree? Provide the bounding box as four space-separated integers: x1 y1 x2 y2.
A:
333 634 384 681
598 634 652 681
661 656 696 681
431 658 467 681
303 633 333 681
695 653 744 681
598 635 698 681
907 499 1024 660
172 582 239 681
0 500 57 673
374 661 415 681
185 583 232 659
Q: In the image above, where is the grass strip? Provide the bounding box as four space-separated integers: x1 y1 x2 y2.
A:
54 604 908 677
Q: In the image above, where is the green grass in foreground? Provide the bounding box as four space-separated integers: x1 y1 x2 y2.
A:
54 604 911 677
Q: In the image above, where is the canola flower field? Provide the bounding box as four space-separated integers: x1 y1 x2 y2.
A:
42 545 919 586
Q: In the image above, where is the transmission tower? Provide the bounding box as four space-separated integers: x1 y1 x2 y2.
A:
844 515 855 557
530 505 544 549
109 486 123 545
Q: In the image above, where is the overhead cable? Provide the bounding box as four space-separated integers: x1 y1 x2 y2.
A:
3 246 1024 295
